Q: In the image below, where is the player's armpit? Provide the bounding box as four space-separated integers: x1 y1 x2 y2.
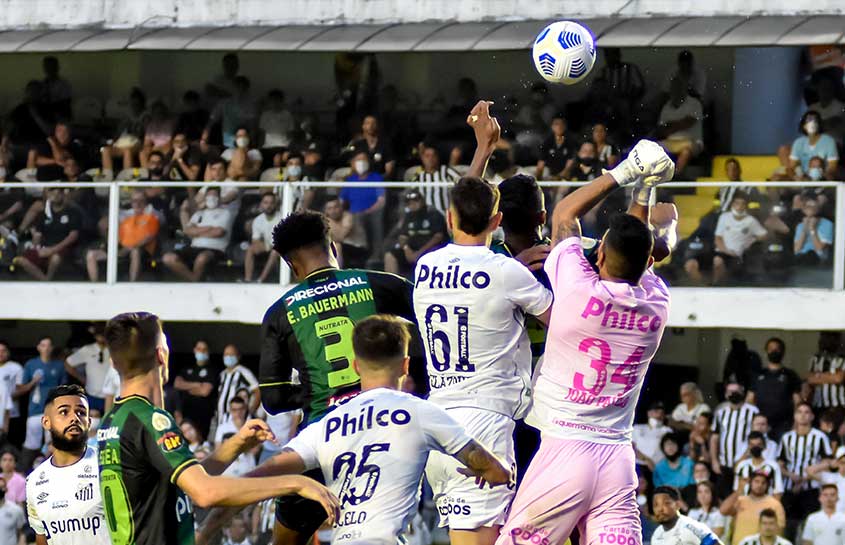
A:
453 440 511 488
246 448 307 478
534 307 552 327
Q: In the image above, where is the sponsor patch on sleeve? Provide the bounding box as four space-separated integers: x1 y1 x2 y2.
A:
152 412 172 432
157 431 184 452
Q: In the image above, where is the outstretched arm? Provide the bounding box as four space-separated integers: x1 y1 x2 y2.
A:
551 173 619 244
466 101 501 179
453 439 511 488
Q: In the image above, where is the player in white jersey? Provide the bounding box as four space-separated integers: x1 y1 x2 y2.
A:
26 385 109 545
496 140 675 545
201 315 510 545
651 486 723 545
412 174 553 544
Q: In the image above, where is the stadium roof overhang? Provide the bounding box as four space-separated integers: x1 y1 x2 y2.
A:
0 15 843 52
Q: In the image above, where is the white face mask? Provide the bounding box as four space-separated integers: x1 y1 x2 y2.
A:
223 355 238 367
286 165 302 179
235 136 249 148
648 417 662 428
731 207 746 219
808 167 824 181
805 120 819 135
354 160 369 175
205 195 219 209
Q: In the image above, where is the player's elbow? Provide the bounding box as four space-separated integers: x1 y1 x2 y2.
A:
259 384 302 415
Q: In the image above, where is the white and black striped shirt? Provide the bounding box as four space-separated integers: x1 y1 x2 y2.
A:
734 458 785 495
779 428 832 490
414 165 460 217
712 403 759 467
216 364 260 424
810 352 845 408
738 534 792 545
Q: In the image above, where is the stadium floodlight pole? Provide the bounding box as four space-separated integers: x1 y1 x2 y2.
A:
279 181 295 286
834 183 845 290
106 181 120 284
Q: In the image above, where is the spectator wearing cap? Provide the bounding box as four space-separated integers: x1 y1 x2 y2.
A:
384 189 447 279
734 431 784 498
341 150 385 264
63 324 111 418
412 145 460 217
748 338 802 440
711 381 760 498
344 115 395 180
324 197 368 269
801 484 845 545
670 382 711 432
244 192 283 283
807 446 845 512
653 433 695 488
633 402 673 471
793 195 834 266
721 472 786 545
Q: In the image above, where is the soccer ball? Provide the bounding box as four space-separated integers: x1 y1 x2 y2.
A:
532 21 596 85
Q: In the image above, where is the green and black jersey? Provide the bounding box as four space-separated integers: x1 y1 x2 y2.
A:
259 267 415 424
98 395 198 545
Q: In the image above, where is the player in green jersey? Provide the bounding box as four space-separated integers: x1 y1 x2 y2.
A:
259 211 419 545
98 312 338 545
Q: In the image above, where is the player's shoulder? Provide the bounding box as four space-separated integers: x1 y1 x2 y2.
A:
678 514 714 536
27 457 54 487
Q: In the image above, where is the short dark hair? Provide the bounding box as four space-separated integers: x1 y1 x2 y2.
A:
729 190 749 206
287 152 304 163
796 400 814 413
271 211 331 259
352 315 411 368
0 448 18 462
602 214 653 284
698 411 713 425
450 177 499 236
0 340 8 350
653 486 681 501
660 433 679 450
45 384 87 407
498 174 545 236
766 337 785 353
821 483 839 494
105 312 163 380
149 151 165 162
759 508 777 521
229 396 246 407
800 110 824 135
725 157 740 169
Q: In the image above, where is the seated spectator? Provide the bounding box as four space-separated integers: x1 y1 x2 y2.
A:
259 89 295 151
164 132 204 181
139 100 176 164
412 144 460 217
163 186 232 282
800 155 828 182
193 158 241 213
101 87 148 171
221 128 262 181
687 412 713 463
734 431 784 498
801 484 845 545
776 110 838 181
341 150 385 262
806 446 845 512
41 56 72 120
535 115 574 180
14 188 80 280
591 122 619 168
633 402 673 470
176 90 209 143
244 192 283 283
223 515 252 545
688 481 725 536
142 151 170 182
269 152 314 212
29 120 86 170
203 76 257 150
735 509 791 545
0 164 25 235
717 158 763 213
213 396 248 446
86 189 160 282
721 473 786 545
324 196 368 269
808 76 845 142
656 77 704 178
562 141 602 182
344 115 395 180
670 382 711 432
793 195 833 266
653 433 695 488
384 189 447 279
179 419 211 453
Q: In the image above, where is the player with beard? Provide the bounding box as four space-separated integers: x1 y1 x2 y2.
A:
26 385 110 545
651 486 723 545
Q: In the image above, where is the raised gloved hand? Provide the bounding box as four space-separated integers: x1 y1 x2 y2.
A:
609 139 675 187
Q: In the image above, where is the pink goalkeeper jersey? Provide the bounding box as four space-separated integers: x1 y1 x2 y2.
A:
527 236 671 444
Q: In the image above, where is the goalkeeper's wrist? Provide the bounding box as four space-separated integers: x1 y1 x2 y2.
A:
632 186 654 207
608 159 639 187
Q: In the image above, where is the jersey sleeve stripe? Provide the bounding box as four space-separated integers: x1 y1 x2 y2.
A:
259 381 294 387
169 458 199 484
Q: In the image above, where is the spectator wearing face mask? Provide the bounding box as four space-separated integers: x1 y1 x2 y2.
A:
341 150 385 264
344 115 396 180
752 414 781 462
793 195 833 266
780 110 839 181
244 192 283 283
215 344 259 429
734 431 785 498
193 158 241 216
748 338 802 440
222 128 262 181
173 339 219 438
202 76 257 150
275 152 314 212
163 186 232 282
653 433 696 488
712 382 759 499
562 141 602 182
633 402 674 471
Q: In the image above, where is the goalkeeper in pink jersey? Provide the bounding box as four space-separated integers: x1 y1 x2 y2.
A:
496 140 676 545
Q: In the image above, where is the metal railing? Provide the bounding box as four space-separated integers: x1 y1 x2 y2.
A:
4 179 843 290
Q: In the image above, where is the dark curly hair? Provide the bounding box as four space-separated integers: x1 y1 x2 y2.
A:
271 211 331 258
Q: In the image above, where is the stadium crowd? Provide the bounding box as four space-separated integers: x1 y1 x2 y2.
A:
1 326 845 544
0 50 839 285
